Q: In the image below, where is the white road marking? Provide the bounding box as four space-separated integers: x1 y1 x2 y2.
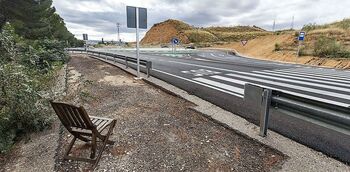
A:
210 53 217 57
295 68 350 77
193 78 244 95
225 73 350 101
260 70 350 84
152 69 243 98
274 68 350 80
194 58 213 62
211 75 349 107
253 70 350 88
168 60 239 73
231 71 350 92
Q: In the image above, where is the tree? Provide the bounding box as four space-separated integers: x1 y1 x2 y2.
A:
0 0 81 46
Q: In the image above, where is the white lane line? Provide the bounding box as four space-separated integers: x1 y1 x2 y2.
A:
168 60 350 83
152 69 243 98
274 68 350 80
254 71 350 88
168 60 238 73
210 53 218 57
193 78 244 95
232 71 350 92
211 75 349 107
259 70 350 84
299 68 350 78
225 73 350 101
297 68 350 77
194 58 213 62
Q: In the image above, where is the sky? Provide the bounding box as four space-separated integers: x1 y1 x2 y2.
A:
52 0 350 42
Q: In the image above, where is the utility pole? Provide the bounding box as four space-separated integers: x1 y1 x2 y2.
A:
272 19 276 32
136 9 140 77
291 16 295 30
116 22 121 46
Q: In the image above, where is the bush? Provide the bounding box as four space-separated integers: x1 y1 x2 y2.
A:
0 23 57 153
274 43 281 51
23 39 68 71
0 65 51 152
313 36 350 58
302 23 319 32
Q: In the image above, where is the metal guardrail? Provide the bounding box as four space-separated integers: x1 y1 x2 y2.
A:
67 48 153 77
244 83 350 137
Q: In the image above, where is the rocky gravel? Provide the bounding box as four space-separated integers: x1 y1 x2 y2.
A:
0 54 287 172
53 54 286 171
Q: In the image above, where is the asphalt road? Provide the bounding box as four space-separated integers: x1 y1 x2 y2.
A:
92 48 350 163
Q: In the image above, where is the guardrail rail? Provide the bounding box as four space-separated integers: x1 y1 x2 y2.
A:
66 48 153 77
244 83 350 137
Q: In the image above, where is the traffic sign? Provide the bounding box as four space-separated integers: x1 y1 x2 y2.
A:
172 38 180 45
126 6 148 78
241 40 248 46
127 6 147 29
83 34 88 40
298 31 306 41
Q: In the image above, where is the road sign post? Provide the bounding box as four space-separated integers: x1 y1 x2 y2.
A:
127 6 147 78
171 38 180 54
296 31 306 63
83 34 88 51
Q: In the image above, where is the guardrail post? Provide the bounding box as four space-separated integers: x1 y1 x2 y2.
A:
146 61 152 78
260 89 272 137
125 57 128 68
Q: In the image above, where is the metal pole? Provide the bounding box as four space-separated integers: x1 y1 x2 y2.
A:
296 40 301 63
117 23 121 46
260 89 272 137
136 8 140 78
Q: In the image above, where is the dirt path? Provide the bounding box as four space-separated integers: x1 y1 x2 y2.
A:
53 54 286 171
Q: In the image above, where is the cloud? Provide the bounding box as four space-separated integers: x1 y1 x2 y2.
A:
53 0 350 41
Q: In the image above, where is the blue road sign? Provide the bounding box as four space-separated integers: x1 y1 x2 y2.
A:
299 32 306 41
172 38 180 45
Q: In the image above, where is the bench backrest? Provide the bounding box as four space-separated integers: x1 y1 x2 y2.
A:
50 101 94 131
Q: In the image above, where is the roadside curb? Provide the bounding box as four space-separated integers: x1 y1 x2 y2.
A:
83 53 350 171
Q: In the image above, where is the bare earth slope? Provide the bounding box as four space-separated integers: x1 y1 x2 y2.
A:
141 19 270 45
213 34 350 69
141 19 191 45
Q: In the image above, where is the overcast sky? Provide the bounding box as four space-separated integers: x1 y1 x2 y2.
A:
53 0 350 41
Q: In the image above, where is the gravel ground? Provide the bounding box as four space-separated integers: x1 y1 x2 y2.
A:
52 54 286 172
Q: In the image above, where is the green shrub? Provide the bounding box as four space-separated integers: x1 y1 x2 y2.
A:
0 64 51 153
313 36 350 58
302 23 319 32
0 23 56 153
274 43 281 51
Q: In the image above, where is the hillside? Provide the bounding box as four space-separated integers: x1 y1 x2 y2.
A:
141 19 270 45
141 19 192 45
213 19 350 69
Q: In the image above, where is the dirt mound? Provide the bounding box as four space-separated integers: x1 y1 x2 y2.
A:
141 19 192 45
141 19 271 45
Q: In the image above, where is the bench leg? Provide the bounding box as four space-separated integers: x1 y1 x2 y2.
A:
90 133 97 159
64 136 77 158
92 120 116 169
